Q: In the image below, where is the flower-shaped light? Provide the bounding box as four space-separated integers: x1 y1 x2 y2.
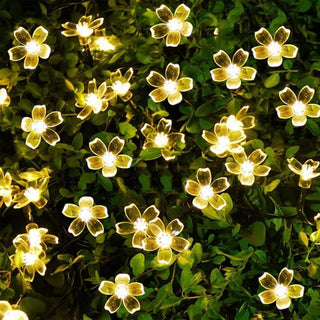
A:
202 123 246 158
252 26 298 67
86 136 132 178
61 15 104 46
220 106 255 133
89 28 116 52
21 105 63 149
310 213 320 243
225 149 271 186
13 179 48 209
276 86 320 127
0 301 28 320
147 63 193 105
142 218 189 264
0 168 19 208
8 26 50 69
141 118 185 160
105 68 134 103
210 49 257 90
287 158 320 188
258 267 304 309
99 273 144 314
185 168 230 210
150 4 193 47
62 196 108 237
116 203 160 248
0 88 10 107
76 79 108 120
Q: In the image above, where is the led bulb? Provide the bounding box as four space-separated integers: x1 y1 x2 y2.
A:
133 218 148 232
85 93 102 112
0 89 9 105
154 132 169 148
115 284 128 299
28 229 42 247
25 40 40 54
292 101 306 116
163 80 178 95
95 38 115 51
274 284 288 298
226 115 243 131
267 41 282 56
24 187 40 202
112 81 130 96
199 185 214 200
79 207 92 223
226 64 240 79
241 160 254 176
102 151 117 167
76 23 93 37
3 310 28 320
32 120 47 134
167 18 182 32
157 232 172 248
23 252 38 266
215 136 230 154
301 164 315 180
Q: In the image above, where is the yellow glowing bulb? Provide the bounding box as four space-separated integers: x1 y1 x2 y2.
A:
133 218 148 232
301 164 315 180
226 64 240 79
154 132 169 148
28 229 41 247
292 101 306 115
215 136 230 154
199 185 214 200
167 18 182 32
85 93 102 111
102 151 117 167
226 115 243 131
214 28 219 36
0 89 9 105
115 284 128 299
3 310 28 320
25 40 40 54
157 232 172 248
95 38 115 51
23 252 38 266
76 23 93 37
267 41 282 56
24 187 40 202
31 120 47 134
0 187 11 197
274 284 288 298
112 81 130 96
163 80 178 95
241 160 254 176
79 207 92 223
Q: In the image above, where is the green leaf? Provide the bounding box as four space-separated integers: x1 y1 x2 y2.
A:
177 250 195 269
264 73 280 88
241 222 266 246
191 243 203 265
286 145 300 158
296 0 311 12
307 119 319 136
130 253 145 276
119 122 137 139
160 171 173 193
138 315 153 320
20 297 46 317
195 102 213 117
139 148 162 160
160 296 182 309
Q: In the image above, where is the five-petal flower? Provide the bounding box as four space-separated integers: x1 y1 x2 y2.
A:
21 105 63 149
62 196 108 237
8 26 51 69
225 149 271 186
0 88 10 107
0 168 19 208
115 203 160 248
258 267 304 309
86 136 132 177
99 273 144 314
0 301 29 320
252 26 298 67
147 63 193 105
150 4 193 47
210 49 257 90
276 86 320 127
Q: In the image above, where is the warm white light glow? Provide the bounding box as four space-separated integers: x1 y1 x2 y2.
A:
292 101 306 115
268 41 282 56
25 40 40 54
133 218 148 232
214 28 219 36
0 89 8 105
163 80 178 95
0 187 11 197
76 23 93 37
215 136 230 154
167 18 182 32
226 64 240 79
226 115 243 131
112 81 130 95
32 120 47 134
95 38 115 51
115 284 128 299
241 160 254 176
79 207 93 223
102 151 117 167
28 229 41 247
301 164 315 180
274 284 288 298
157 232 172 248
23 252 38 266
154 132 169 148
199 185 214 200
85 93 102 112
3 310 28 320
24 187 40 202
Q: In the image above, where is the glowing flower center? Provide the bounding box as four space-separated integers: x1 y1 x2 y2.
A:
85 93 102 112
0 186 11 197
24 187 40 202
154 132 169 148
102 151 117 167
0 89 8 105
76 22 93 37
274 284 288 299
134 218 148 232
226 116 243 131
112 81 130 96
268 41 282 56
216 136 230 154
301 164 315 180
226 64 240 79
79 207 93 223
241 160 254 176
28 229 41 247
95 38 115 51
32 120 47 134
163 80 178 95
3 310 25 320
115 284 128 299
23 252 38 266
157 232 172 248
167 18 182 32
199 185 214 200
292 101 306 116
25 40 40 54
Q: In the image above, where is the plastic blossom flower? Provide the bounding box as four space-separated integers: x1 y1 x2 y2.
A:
150 4 193 47
146 63 193 105
258 267 304 310
21 105 63 149
76 79 108 120
8 26 50 69
210 49 257 90
86 136 132 178
287 158 320 188
105 68 134 103
202 123 246 158
252 26 298 67
142 218 190 264
310 213 320 243
185 168 230 210
13 179 48 209
99 273 144 314
225 149 271 186
276 86 320 127
89 28 117 52
61 15 104 46
141 118 185 160
0 301 28 320
62 196 108 237
0 88 10 107
116 203 160 248
0 168 19 208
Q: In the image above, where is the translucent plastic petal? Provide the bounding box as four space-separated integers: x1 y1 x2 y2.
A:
281 44 298 58
180 21 193 37
166 219 184 236
171 237 189 251
165 63 180 81
185 180 200 196
8 46 26 61
225 162 241 174
166 31 181 47
248 149 267 165
212 177 230 193
142 236 159 251
278 267 293 286
125 203 141 222
276 105 294 119
115 155 132 169
252 46 269 59
279 87 296 105
238 174 255 186
232 49 249 67
209 193 226 210
86 156 104 170
128 282 145 296
62 203 80 218
274 26 290 45
26 132 41 149
32 26 48 43
267 55 283 67
255 28 272 45
14 27 31 45
87 218 104 237
226 77 241 90
91 205 108 219
24 53 39 69
196 168 211 186
150 24 169 39
105 295 121 313
210 68 228 82
156 5 173 22
21 117 33 132
116 222 135 235
305 104 320 118
259 272 277 289
298 86 314 104
108 136 124 155
213 50 231 68
42 128 60 146
149 88 168 102
258 290 277 304
45 112 63 127
288 284 304 298
102 165 117 177
99 280 116 295
168 91 182 105
177 78 193 91
123 295 140 314
239 67 257 81
292 114 307 127
142 205 160 222
193 196 208 209
132 230 146 248
174 4 190 20
89 138 107 156
68 217 85 236
276 296 291 310
157 247 172 264
253 165 271 177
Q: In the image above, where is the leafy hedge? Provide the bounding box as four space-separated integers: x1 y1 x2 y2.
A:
1 0 320 319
